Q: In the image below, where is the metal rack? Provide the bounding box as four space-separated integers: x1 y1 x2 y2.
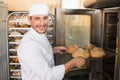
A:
6 12 55 80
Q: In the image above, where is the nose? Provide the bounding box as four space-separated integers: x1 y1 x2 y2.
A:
40 19 44 26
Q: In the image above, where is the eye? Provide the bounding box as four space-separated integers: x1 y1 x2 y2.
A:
44 16 48 20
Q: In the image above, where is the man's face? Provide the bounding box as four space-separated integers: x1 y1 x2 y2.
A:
28 14 48 34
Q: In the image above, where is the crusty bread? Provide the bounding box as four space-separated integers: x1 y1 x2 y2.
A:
83 44 95 50
90 47 106 58
66 44 106 59
15 37 22 42
21 24 29 28
66 45 79 54
72 48 89 59
9 23 17 28
12 58 19 63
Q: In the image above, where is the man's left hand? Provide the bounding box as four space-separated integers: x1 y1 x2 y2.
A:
53 46 66 54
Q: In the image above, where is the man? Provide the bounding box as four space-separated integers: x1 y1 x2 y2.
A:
17 4 85 80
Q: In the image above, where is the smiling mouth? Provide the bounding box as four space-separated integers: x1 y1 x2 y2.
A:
36 25 46 27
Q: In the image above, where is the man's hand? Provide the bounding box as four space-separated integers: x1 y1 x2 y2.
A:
53 46 66 54
72 57 86 68
64 57 86 73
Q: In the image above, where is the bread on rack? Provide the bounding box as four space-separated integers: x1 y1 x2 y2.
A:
10 31 21 35
12 58 19 63
66 45 79 54
9 23 17 28
21 24 29 28
9 37 15 42
90 47 106 58
15 37 22 42
72 48 90 59
11 72 21 76
15 45 18 49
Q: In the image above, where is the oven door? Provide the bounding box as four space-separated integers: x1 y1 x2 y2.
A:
102 7 120 80
114 7 120 80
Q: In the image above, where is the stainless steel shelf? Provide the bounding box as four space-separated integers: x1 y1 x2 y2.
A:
10 76 21 79
9 49 17 51
9 56 18 58
10 69 21 72
9 42 20 44
9 35 24 37
10 63 20 65
9 28 30 30
9 19 29 23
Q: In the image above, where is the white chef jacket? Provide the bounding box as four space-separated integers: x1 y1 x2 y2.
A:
17 28 65 80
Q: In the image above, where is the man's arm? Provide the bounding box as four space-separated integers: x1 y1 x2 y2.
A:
53 46 86 73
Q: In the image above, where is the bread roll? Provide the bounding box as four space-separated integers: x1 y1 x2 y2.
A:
72 48 89 59
21 24 29 28
83 44 95 50
12 58 19 63
15 37 22 42
15 45 18 49
90 47 106 58
66 45 78 54
12 72 21 76
9 24 17 28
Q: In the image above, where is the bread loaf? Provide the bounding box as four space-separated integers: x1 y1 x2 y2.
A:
90 47 106 58
66 45 78 54
21 24 29 28
83 44 95 50
72 48 89 59
15 37 22 42
12 58 19 63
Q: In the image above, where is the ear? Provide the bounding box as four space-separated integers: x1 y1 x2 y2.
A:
27 15 31 23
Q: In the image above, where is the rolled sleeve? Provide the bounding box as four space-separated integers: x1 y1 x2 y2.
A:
46 65 65 80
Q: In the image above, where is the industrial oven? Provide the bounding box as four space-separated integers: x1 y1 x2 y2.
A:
54 7 120 80
54 8 102 80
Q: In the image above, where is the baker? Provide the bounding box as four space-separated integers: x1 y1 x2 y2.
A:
17 3 86 80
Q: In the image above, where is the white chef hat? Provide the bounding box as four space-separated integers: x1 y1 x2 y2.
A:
29 4 49 16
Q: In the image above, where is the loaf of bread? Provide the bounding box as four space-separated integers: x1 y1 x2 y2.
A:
15 37 22 42
21 24 29 28
9 24 17 28
12 58 19 63
83 44 95 50
15 45 18 49
66 45 79 54
72 48 90 59
90 47 106 58
12 72 21 76
66 44 106 59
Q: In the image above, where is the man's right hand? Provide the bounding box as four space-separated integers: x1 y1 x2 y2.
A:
64 57 86 73
72 57 86 68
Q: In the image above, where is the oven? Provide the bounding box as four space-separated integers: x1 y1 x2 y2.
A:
54 7 120 80
54 8 103 80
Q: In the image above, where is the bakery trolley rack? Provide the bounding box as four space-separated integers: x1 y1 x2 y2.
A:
6 11 55 80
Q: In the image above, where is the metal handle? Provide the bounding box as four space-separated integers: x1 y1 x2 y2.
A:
2 20 6 22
